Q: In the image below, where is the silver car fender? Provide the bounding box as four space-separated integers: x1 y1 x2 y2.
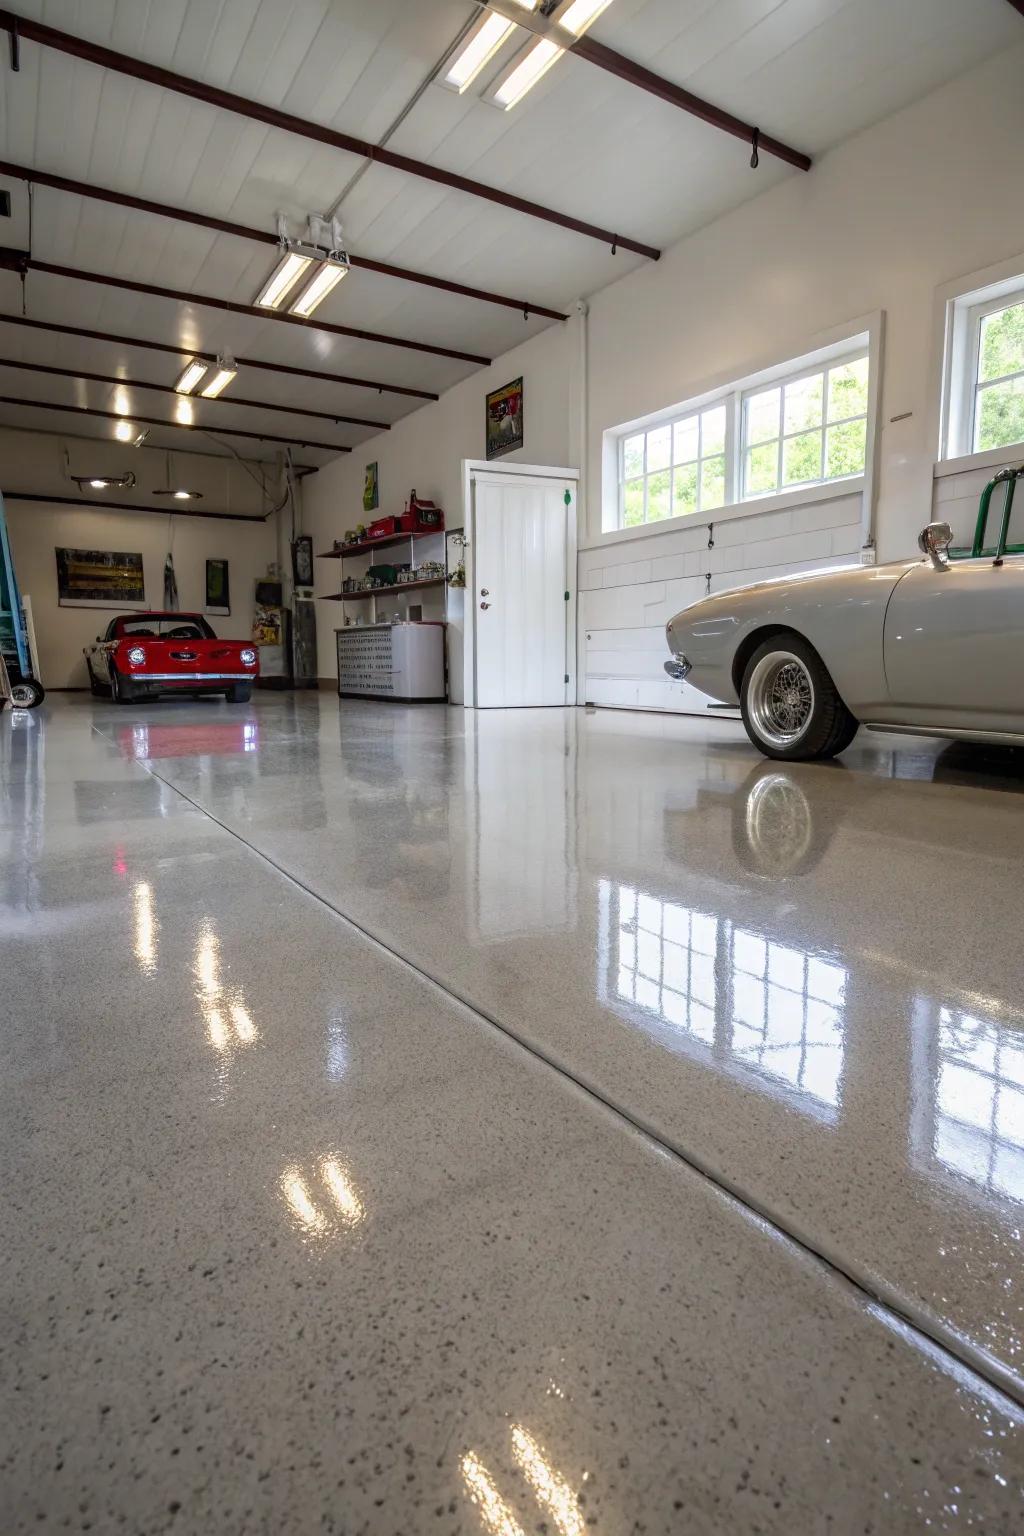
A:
666 561 919 713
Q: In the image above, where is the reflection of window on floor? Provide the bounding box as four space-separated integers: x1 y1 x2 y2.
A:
730 928 845 1110
615 885 718 1043
934 1007 1024 1202
605 881 846 1115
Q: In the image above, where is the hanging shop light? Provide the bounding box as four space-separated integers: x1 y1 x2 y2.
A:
174 358 209 394
153 488 203 501
485 0 616 110
254 214 350 317
199 354 237 397
441 0 537 94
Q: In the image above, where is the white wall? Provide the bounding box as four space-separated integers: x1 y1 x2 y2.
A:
247 40 1024 705
304 320 572 680
3 428 281 687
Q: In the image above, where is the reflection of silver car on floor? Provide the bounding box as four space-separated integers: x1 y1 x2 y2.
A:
665 465 1024 760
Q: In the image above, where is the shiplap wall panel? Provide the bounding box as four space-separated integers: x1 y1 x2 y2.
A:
581 491 863 714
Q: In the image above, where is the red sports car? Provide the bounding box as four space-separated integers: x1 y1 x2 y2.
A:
84 612 260 703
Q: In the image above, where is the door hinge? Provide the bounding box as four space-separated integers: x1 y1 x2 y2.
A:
564 674 569 684
564 590 570 600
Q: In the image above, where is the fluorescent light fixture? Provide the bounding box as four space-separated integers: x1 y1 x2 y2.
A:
289 260 348 318
174 358 208 394
199 354 237 397
442 1 537 93
490 35 563 109
557 0 615 36
484 0 616 109
154 488 203 501
255 249 313 310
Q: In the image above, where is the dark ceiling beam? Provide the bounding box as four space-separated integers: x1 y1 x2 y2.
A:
0 158 569 322
0 354 390 431
1004 0 1024 16
571 37 812 173
4 490 268 523
0 7 660 262
0 312 438 400
0 392 350 455
482 2 811 173
12 254 492 366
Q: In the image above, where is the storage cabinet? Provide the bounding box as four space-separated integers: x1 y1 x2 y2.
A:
336 622 445 702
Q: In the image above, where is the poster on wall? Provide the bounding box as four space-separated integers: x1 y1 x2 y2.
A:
205 558 230 615
362 461 379 513
55 547 145 608
485 376 524 460
291 536 314 589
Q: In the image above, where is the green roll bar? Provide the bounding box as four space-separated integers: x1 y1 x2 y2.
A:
958 462 1024 561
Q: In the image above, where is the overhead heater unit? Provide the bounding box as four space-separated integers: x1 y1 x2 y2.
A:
255 213 350 317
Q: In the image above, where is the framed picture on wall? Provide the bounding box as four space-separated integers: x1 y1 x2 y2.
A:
363 461 379 512
486 377 524 460
291 535 314 589
205 558 230 615
56 547 145 608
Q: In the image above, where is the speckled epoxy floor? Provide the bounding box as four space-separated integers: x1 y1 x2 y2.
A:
3 694 1024 1532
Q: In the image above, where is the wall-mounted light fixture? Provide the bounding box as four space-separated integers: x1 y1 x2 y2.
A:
71 471 137 491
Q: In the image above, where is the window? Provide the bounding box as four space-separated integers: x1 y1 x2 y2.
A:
610 332 871 531
943 271 1024 460
620 402 727 528
932 1005 1024 1203
742 355 869 499
973 298 1024 453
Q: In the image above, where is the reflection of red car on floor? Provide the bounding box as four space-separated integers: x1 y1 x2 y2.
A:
84 612 259 704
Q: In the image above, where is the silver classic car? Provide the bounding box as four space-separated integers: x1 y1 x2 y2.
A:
665 464 1024 760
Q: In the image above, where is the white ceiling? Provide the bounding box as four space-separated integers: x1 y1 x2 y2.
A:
0 0 1019 468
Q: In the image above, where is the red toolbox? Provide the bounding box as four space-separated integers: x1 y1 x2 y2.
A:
365 516 399 540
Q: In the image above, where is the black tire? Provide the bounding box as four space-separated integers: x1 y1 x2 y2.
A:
110 669 135 705
740 633 858 761
87 663 107 697
227 684 252 703
9 676 45 708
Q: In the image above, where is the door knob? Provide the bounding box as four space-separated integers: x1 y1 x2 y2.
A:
480 588 489 596
480 601 491 610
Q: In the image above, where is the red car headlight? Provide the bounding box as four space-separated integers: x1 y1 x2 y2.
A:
240 648 257 666
126 645 146 666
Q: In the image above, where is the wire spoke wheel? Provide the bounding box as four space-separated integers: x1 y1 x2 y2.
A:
746 651 816 749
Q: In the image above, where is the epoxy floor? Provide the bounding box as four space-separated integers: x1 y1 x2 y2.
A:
3 693 1024 1533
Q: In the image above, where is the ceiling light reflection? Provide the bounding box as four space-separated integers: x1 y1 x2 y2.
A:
279 1169 329 1235
132 880 157 974
510 1426 584 1536
460 1452 525 1536
278 1155 367 1239
193 921 260 1058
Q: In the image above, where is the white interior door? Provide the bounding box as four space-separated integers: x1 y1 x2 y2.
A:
473 474 570 707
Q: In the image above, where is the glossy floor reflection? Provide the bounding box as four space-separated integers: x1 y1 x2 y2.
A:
3 693 1024 1532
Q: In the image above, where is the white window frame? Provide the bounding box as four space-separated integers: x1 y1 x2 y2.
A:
601 323 876 540
617 399 734 529
939 260 1024 468
739 352 869 502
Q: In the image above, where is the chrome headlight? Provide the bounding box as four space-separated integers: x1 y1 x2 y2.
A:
240 648 257 666
126 645 146 666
